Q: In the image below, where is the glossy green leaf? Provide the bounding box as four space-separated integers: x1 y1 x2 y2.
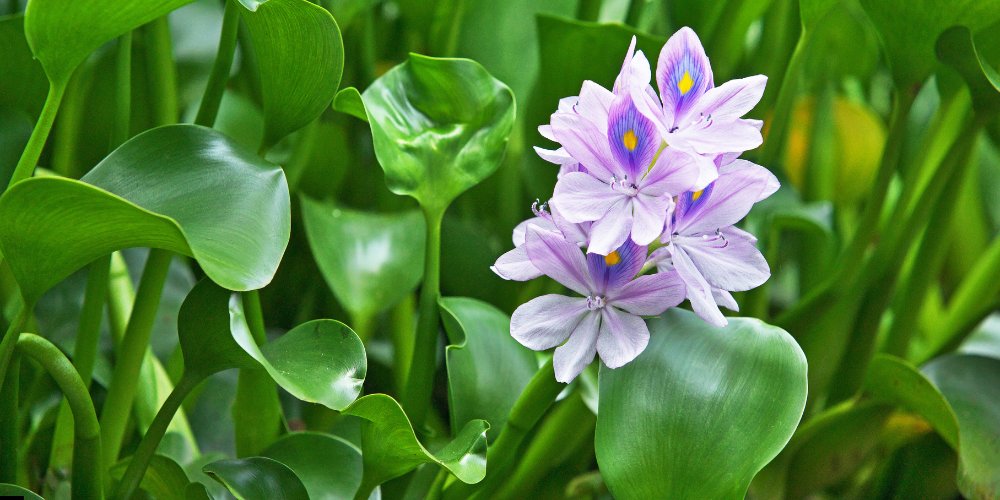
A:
0 124 291 303
936 25 1000 115
439 296 536 440
178 279 258 378
0 14 47 118
0 484 43 499
923 354 1000 499
24 0 194 85
333 87 367 122
241 0 344 148
262 432 367 500
596 309 808 499
301 198 425 318
204 456 309 500
863 354 959 448
362 53 515 210
344 394 489 493
858 0 1000 87
109 454 190 500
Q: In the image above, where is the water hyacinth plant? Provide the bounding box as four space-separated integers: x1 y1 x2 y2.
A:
0 0 999 499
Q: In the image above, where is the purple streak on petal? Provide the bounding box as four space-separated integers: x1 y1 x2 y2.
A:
596 307 650 369
672 245 727 327
689 75 767 123
674 228 769 291
586 198 633 256
713 288 739 311
587 238 646 294
608 93 659 179
524 226 593 296
631 193 670 245
552 171 624 223
675 179 715 222
674 160 779 234
608 271 685 316
640 148 701 196
656 27 713 126
577 80 614 127
492 245 542 281
553 310 602 383
511 294 589 350
551 112 617 180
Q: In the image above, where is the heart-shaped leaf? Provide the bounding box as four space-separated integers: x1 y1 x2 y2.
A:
0 124 290 303
108 455 190 500
25 0 194 85
595 309 808 499
344 394 488 494
936 25 1000 115
204 457 309 500
301 198 425 319
362 54 515 211
262 432 368 500
440 296 536 440
922 354 1000 499
240 0 344 149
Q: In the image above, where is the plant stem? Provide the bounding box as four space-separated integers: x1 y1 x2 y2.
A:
111 32 132 149
114 372 203 499
576 0 602 22
17 334 103 499
0 357 18 484
624 0 645 26
0 306 28 395
195 0 241 128
145 16 179 126
402 205 444 431
99 249 173 469
234 290 282 456
9 80 67 187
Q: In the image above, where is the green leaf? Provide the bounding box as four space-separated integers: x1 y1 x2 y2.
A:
923 354 1000 499
595 309 808 499
0 14 48 118
204 456 309 500
241 0 344 149
863 354 959 448
262 432 367 500
24 0 194 85
333 87 367 122
108 454 190 500
177 279 258 378
0 124 291 303
439 296 536 440
858 0 1000 88
344 394 489 492
301 198 425 318
0 484 43 499
936 25 1000 115
362 53 515 211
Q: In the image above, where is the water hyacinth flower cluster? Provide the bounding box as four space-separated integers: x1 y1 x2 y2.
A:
494 28 779 382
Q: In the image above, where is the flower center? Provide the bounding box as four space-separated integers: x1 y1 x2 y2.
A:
691 189 704 201
678 71 694 95
622 129 638 151
587 295 607 310
610 175 639 197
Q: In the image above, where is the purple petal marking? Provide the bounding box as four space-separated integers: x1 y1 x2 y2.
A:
586 238 646 295
553 310 602 383
674 160 779 235
607 92 659 180
674 227 770 292
674 178 716 223
656 27 714 127
524 226 593 296
608 271 686 316
596 307 650 369
511 294 589 350
551 112 617 180
551 171 625 223
585 198 633 256
492 245 542 281
672 245 728 327
689 75 767 123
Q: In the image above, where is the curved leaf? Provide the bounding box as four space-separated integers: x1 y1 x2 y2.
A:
936 25 1000 115
344 394 488 492
923 354 1000 499
109 454 190 500
362 54 515 210
301 198 425 318
262 432 367 500
440 296 536 440
178 279 258 378
241 0 344 148
595 309 808 499
25 0 195 84
0 124 290 302
0 484 43 500
204 457 309 500
333 87 367 122
863 354 959 448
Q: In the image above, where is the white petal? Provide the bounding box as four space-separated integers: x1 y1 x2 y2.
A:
511 295 589 350
553 310 602 383
597 307 650 369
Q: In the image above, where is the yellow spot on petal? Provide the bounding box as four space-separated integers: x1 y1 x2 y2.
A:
678 71 694 95
691 189 704 201
604 251 621 266
623 130 637 151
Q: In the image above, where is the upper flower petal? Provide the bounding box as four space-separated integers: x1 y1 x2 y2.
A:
608 271 686 316
577 80 615 127
674 227 770 292
630 193 671 245
640 147 703 197
511 294 589 350
524 226 593 295
585 198 634 256
672 245 728 327
596 307 650 369
551 171 625 223
608 91 660 180
550 112 617 180
553 310 602 383
586 238 646 294
674 160 779 234
688 75 767 123
491 245 542 281
656 27 714 127
671 117 763 155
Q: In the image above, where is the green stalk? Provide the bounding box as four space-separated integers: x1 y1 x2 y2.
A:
111 32 132 149
444 359 563 499
351 311 375 344
9 79 68 187
0 306 29 397
195 0 241 128
145 16 179 126
576 0 602 21
99 249 173 469
0 357 18 483
402 205 444 431
51 66 91 178
624 0 645 26
391 294 416 394
17 334 103 499
234 290 282 456
114 372 203 499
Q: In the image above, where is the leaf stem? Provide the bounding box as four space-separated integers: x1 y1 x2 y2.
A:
195 0 241 128
144 16 179 126
402 205 444 431
114 372 203 499
234 289 282 456
8 79 67 188
111 32 132 149
16 334 103 500
99 249 173 469
0 357 18 484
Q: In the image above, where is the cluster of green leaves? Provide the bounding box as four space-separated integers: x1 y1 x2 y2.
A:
0 0 999 498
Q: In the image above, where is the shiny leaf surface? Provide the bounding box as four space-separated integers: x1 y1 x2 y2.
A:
262 432 367 500
204 456 309 500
